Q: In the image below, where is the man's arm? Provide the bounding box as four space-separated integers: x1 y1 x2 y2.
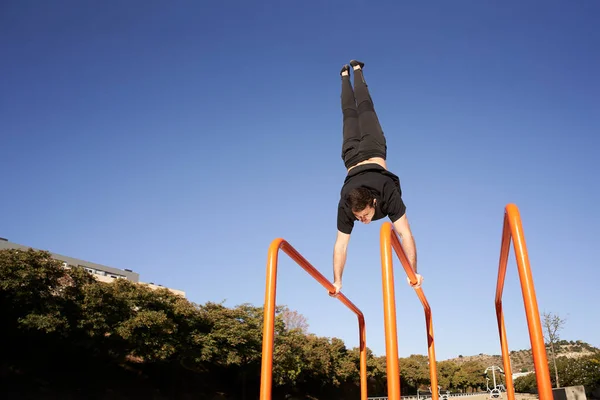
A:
392 214 418 274
332 230 351 295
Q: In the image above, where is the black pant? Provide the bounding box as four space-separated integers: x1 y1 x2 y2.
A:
341 69 387 169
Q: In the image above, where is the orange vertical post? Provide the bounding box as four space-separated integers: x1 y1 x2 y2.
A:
380 222 439 400
494 204 553 400
260 238 368 400
380 225 401 399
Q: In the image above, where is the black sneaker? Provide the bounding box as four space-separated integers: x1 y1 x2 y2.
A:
349 59 365 69
340 64 350 76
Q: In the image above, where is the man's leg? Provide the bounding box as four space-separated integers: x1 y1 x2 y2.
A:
351 60 387 161
340 64 361 169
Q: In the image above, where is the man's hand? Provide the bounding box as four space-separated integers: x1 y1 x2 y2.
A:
407 274 423 289
331 230 350 298
392 215 417 275
329 281 342 297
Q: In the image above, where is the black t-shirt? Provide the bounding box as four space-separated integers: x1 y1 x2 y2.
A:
337 163 406 234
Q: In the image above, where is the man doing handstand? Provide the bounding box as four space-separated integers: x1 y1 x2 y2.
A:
331 60 422 296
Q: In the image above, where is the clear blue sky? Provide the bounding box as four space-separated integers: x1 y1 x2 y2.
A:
1 1 598 361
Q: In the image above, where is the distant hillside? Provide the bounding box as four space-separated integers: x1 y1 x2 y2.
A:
445 340 599 373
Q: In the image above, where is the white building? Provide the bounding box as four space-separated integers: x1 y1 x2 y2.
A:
0 237 185 297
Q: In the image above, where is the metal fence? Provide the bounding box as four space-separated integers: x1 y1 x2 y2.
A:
369 392 489 400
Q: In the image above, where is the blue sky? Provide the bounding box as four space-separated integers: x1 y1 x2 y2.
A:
1 1 598 362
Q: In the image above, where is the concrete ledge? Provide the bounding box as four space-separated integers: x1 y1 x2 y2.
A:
553 386 587 400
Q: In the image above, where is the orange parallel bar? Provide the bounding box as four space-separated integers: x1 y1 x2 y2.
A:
494 204 553 400
260 238 368 400
380 222 439 400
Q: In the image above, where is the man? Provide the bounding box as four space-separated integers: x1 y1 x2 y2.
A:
331 60 422 296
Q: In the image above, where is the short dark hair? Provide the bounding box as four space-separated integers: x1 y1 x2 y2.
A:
347 187 374 212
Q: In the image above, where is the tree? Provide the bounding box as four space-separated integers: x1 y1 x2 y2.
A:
366 353 388 395
272 328 309 394
452 368 469 392
437 360 459 391
514 372 537 393
280 306 309 333
400 354 430 393
198 302 265 398
0 248 79 336
515 353 600 396
554 354 600 393
461 361 487 392
542 311 566 388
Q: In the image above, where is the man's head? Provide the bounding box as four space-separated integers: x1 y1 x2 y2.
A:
347 187 376 224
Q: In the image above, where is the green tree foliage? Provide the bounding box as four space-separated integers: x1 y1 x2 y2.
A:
554 355 600 393
460 361 487 391
366 352 388 394
400 354 430 393
0 248 94 336
199 302 263 366
438 360 460 390
2 248 598 399
512 354 600 395
452 365 470 391
514 372 538 393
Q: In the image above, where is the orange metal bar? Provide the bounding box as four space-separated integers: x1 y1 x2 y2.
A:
494 204 553 400
380 222 439 400
260 238 368 400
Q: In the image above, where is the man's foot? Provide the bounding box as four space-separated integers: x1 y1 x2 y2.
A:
350 59 365 70
340 64 350 77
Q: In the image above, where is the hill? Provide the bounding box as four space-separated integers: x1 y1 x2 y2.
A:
445 340 599 373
